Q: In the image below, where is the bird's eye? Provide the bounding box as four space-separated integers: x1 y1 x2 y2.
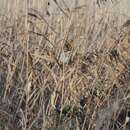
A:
48 2 50 6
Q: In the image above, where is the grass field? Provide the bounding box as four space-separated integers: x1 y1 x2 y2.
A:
0 0 130 130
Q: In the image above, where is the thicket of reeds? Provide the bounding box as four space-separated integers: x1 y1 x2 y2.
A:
0 0 130 130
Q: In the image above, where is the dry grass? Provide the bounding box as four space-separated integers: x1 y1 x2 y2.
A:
0 0 130 130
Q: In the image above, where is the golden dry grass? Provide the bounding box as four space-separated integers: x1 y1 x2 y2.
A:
0 0 130 130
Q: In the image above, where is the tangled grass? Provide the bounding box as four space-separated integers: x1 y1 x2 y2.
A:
0 0 130 130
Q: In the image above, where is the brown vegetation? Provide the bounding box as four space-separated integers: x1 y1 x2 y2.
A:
0 0 130 130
